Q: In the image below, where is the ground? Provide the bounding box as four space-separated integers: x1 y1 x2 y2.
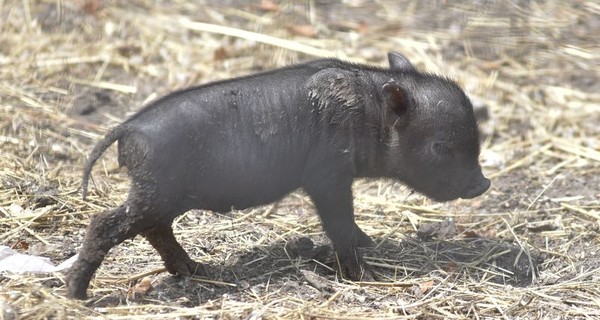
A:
1 0 599 319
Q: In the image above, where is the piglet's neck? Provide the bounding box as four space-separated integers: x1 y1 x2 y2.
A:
349 72 401 178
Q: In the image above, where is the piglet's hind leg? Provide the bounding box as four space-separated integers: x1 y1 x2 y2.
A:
66 204 148 299
142 225 207 277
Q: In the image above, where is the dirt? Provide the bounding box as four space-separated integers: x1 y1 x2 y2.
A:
76 222 543 308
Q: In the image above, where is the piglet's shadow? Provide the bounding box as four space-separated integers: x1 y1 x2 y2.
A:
369 235 541 287
90 231 541 307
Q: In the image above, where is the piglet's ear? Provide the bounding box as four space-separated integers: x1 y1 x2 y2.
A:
382 82 409 118
388 52 416 72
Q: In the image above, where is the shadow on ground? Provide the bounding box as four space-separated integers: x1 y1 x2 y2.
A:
83 232 542 307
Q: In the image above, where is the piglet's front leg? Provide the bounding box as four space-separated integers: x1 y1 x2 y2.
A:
304 174 374 281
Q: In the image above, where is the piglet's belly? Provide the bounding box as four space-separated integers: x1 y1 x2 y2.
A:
181 175 300 212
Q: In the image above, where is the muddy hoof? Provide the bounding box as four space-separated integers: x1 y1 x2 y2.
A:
335 251 374 282
66 276 89 300
165 258 207 277
342 263 375 282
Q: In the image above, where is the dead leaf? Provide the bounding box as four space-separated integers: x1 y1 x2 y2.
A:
463 228 497 239
479 228 497 238
445 262 459 273
128 276 153 298
10 240 29 250
418 280 434 294
254 0 280 12
287 25 318 38
82 0 103 15
463 230 480 238
356 21 369 34
213 47 228 61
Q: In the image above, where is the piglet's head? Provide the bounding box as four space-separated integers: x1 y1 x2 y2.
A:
381 52 490 202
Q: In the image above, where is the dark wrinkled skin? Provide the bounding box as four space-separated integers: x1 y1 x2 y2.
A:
67 52 490 299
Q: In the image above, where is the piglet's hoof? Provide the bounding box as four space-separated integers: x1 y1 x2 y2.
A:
335 253 375 282
341 262 375 282
66 259 98 300
165 258 207 278
66 280 89 300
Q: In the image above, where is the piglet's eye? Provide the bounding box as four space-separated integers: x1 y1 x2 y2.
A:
433 143 453 156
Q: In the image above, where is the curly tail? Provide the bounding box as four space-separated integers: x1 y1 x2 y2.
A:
82 125 126 200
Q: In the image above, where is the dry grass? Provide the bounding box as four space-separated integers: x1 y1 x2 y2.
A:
1 0 599 319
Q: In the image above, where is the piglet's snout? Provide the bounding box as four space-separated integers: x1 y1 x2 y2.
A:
461 170 490 199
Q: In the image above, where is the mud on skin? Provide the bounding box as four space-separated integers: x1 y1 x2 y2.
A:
67 52 490 299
